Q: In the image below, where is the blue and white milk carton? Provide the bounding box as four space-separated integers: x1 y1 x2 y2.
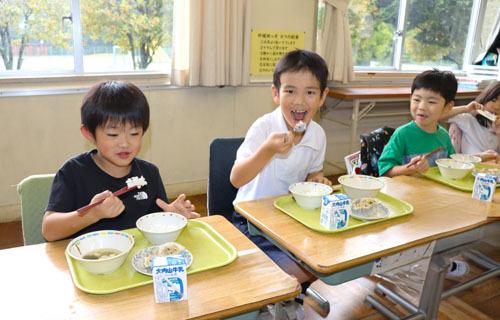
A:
320 193 351 230
472 173 498 202
152 255 188 303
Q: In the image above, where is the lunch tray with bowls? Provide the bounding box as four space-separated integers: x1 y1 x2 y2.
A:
422 163 500 192
66 219 237 294
274 185 413 233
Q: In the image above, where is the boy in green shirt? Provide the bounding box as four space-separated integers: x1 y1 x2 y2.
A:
378 69 458 177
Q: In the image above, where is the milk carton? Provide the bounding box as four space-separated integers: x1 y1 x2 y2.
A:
320 193 350 230
472 173 498 201
152 255 188 303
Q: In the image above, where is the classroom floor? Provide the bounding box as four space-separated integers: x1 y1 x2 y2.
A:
1 181 499 319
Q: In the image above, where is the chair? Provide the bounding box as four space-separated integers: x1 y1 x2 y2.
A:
16 174 55 245
344 151 361 174
448 122 462 153
207 137 244 222
359 126 395 177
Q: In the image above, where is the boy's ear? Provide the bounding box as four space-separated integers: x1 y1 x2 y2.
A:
80 126 96 144
443 100 455 114
271 85 280 104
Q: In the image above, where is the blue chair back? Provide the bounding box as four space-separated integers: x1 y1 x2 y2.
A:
207 137 244 222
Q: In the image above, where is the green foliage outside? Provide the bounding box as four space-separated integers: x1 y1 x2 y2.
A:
0 0 173 71
347 0 474 69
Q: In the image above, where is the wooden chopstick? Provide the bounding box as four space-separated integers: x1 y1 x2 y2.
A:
406 146 444 168
77 185 138 216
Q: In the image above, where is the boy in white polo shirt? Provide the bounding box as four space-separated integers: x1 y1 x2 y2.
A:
230 50 332 310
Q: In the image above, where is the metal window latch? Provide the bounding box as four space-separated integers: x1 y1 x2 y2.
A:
394 30 404 37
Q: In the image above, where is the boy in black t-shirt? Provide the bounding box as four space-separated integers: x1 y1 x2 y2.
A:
42 81 199 241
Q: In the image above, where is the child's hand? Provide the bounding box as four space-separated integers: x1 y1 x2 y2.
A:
89 190 125 219
264 131 294 155
466 101 483 114
306 173 333 186
478 150 500 163
407 155 430 173
156 195 200 219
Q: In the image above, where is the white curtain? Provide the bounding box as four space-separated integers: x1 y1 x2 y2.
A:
171 0 251 86
319 0 355 84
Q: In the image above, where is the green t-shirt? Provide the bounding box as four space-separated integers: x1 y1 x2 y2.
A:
378 121 455 176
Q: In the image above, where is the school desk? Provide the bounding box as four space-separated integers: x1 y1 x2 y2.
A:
234 174 500 318
323 86 482 153
0 215 300 320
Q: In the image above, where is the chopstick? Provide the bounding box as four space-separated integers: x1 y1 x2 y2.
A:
406 146 444 168
76 185 138 216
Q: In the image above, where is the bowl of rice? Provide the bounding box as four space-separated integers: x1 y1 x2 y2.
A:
136 212 187 245
289 182 333 210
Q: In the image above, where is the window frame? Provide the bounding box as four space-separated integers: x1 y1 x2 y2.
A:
352 0 490 73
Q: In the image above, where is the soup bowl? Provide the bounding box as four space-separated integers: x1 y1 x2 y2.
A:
338 175 384 199
436 158 474 180
289 182 333 210
66 230 134 274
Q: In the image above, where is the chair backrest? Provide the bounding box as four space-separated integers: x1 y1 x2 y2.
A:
16 174 55 245
448 122 462 154
344 151 361 174
207 137 244 222
359 126 395 177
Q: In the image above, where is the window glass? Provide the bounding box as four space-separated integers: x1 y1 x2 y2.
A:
403 0 473 71
477 0 500 60
80 0 173 73
0 0 73 73
346 0 475 71
348 0 399 68
0 0 174 75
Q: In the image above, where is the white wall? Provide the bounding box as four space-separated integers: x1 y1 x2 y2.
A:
0 0 320 222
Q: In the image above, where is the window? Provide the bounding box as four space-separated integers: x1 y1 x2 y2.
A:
0 0 174 76
345 0 498 71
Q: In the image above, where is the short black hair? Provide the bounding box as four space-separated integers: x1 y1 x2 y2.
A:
81 81 150 137
273 49 329 95
411 69 457 104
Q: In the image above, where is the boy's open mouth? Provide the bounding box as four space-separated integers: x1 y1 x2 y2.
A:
292 110 307 122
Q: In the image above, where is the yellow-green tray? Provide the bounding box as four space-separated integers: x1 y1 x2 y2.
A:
274 186 413 233
66 219 237 294
422 163 500 192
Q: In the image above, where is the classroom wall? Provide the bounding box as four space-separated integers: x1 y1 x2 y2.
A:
0 0 473 223
0 0 321 222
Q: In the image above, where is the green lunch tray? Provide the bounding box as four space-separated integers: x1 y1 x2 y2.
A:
66 219 237 294
274 186 414 233
422 163 500 192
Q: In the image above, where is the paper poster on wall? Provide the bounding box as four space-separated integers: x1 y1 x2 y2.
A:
250 30 305 75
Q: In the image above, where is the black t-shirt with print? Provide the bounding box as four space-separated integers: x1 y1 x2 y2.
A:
46 150 168 239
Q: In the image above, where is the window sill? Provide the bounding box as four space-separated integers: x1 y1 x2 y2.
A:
0 72 171 97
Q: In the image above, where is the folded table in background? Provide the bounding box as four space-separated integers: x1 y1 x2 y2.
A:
0 215 300 319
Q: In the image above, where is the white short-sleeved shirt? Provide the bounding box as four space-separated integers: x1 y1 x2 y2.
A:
448 113 499 154
233 106 327 204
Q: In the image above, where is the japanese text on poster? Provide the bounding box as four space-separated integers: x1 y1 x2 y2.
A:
250 30 305 75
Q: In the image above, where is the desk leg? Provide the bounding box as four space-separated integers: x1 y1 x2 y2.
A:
418 254 449 319
350 99 360 153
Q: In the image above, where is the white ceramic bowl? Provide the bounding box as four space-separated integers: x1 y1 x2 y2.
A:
338 175 385 199
450 154 482 166
289 182 333 210
136 212 187 245
436 158 474 180
66 230 134 274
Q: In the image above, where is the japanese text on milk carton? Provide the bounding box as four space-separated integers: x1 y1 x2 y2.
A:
320 193 350 230
472 173 498 202
153 255 188 303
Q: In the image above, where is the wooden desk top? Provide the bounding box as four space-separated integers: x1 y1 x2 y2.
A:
235 175 500 275
327 87 482 100
0 215 300 319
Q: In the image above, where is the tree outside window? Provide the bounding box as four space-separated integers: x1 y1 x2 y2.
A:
0 0 174 74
